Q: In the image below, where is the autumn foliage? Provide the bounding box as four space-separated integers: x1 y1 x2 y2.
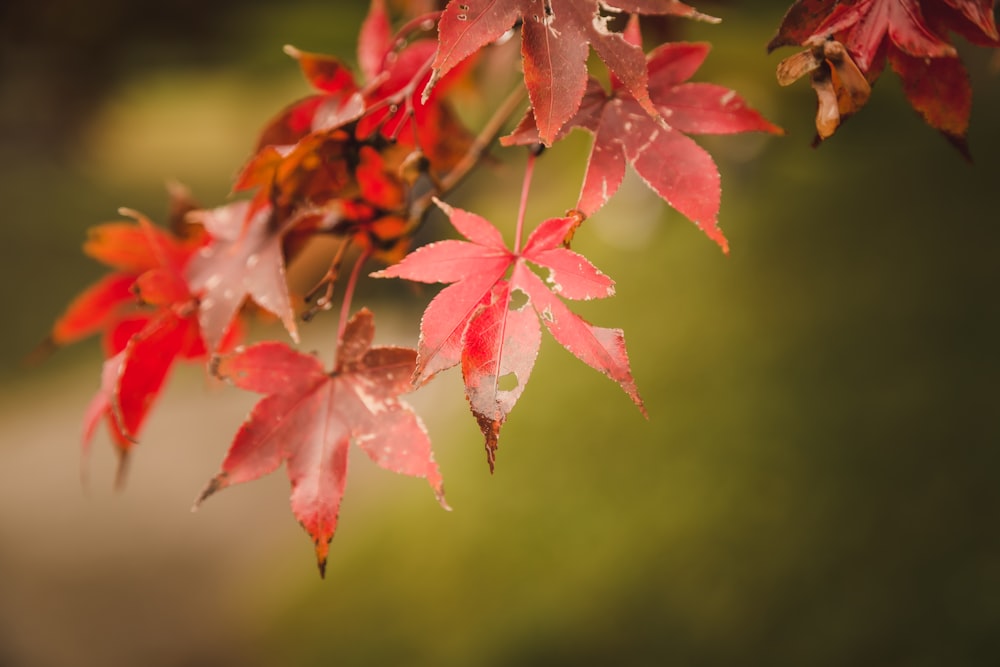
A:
44 0 997 575
770 0 998 152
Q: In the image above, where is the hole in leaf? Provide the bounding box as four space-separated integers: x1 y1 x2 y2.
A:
508 288 528 311
498 373 518 392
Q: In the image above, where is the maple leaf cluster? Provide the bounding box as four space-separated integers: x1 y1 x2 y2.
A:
48 0 469 572
42 0 827 574
769 0 999 153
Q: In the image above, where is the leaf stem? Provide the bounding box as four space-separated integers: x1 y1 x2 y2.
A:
513 151 537 254
302 239 349 322
337 246 373 344
361 51 436 127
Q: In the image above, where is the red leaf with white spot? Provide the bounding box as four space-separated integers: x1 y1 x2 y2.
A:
373 199 643 470
186 201 299 353
194 309 447 576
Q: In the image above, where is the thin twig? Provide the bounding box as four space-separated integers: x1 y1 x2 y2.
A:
406 84 529 230
302 239 350 322
440 84 528 193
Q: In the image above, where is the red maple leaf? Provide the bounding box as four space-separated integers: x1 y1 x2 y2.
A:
194 308 447 576
428 0 719 145
768 0 999 151
250 47 364 153
76 210 222 482
82 307 204 477
185 200 299 353
504 41 782 253
40 187 227 482
372 198 644 471
46 216 201 352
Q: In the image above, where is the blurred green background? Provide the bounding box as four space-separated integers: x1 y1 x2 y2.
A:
2 1 999 665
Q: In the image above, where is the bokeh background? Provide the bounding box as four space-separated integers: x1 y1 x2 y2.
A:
2 1 999 665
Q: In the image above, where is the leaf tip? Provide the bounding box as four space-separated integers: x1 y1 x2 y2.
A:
475 413 501 474
430 196 451 216
192 473 228 510
315 540 331 578
636 396 649 420
420 71 440 105
943 132 973 163
113 449 131 492
435 485 452 512
690 8 722 25
411 357 436 388
116 206 142 221
704 225 730 255
620 373 647 419
23 336 58 367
